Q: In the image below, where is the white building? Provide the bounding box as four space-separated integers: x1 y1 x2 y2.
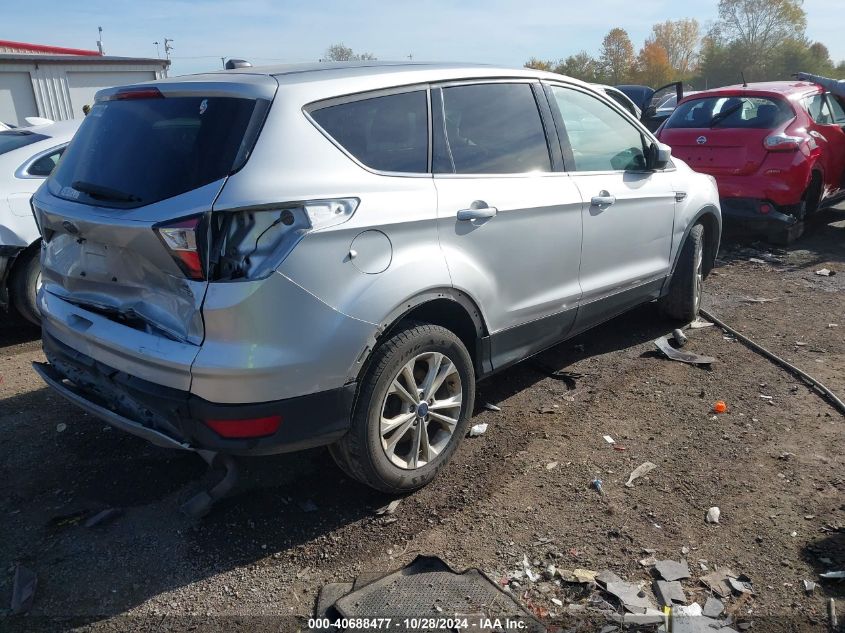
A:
0 39 169 126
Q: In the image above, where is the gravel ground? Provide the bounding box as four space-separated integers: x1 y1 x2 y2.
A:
1 213 843 632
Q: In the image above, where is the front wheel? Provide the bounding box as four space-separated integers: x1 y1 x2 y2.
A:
659 223 704 323
329 322 475 493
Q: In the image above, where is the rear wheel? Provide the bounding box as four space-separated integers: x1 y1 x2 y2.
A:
329 322 475 493
659 223 704 323
10 248 41 326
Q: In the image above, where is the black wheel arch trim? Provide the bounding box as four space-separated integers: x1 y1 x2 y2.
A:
663 205 721 296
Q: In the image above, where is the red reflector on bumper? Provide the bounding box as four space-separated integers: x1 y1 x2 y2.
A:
204 415 282 438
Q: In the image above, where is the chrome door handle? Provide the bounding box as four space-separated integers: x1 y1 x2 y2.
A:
457 205 498 221
591 191 616 207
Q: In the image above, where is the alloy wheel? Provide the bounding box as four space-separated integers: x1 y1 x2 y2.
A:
379 352 463 470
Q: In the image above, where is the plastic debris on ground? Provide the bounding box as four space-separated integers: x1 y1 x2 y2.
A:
603 435 615 444
815 268 834 276
706 506 721 524
713 400 727 413
84 507 122 528
10 565 37 615
654 579 686 606
591 477 604 496
689 317 714 329
654 559 691 582
375 499 401 516
672 328 688 347
625 461 657 488
483 402 501 412
654 335 716 365
468 423 488 437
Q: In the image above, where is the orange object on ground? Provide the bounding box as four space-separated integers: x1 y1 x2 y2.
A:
713 400 727 413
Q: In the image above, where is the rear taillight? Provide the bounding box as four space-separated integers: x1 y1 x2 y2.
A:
210 198 359 281
204 415 282 438
763 134 803 152
155 216 204 280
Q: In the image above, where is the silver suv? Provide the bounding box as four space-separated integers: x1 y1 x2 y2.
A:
32 62 720 495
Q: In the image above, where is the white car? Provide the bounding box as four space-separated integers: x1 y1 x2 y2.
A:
1 120 80 323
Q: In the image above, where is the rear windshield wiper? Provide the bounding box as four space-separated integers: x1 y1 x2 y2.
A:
710 103 744 128
72 180 141 203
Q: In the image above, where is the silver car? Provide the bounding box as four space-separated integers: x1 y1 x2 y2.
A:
32 62 720 495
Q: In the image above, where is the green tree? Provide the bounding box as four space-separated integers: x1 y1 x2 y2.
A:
524 57 554 72
323 43 376 62
710 0 806 72
600 28 635 84
649 19 700 78
553 51 603 82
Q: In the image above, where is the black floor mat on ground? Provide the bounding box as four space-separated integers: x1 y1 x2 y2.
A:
324 555 545 632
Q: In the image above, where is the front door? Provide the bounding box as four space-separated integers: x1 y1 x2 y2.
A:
432 81 584 371
546 83 677 331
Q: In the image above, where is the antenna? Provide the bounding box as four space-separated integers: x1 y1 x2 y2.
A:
154 41 160 58
96 26 104 55
741 71 747 87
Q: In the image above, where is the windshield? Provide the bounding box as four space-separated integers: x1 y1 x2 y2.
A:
49 94 268 208
665 96 794 130
0 130 48 155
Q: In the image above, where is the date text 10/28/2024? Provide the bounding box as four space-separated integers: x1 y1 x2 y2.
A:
307 617 530 630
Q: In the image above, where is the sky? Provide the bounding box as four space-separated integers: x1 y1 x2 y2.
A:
3 0 843 77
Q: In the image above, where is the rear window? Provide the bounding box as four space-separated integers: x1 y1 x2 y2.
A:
665 96 793 130
311 91 428 173
0 130 48 155
49 95 267 208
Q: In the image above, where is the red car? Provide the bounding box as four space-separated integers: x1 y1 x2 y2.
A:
657 81 845 241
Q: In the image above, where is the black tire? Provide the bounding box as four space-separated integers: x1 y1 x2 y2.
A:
329 322 475 493
659 223 704 323
10 248 41 326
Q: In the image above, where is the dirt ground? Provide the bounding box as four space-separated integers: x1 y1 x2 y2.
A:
1 211 843 632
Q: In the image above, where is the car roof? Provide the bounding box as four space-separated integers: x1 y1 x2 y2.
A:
22 119 82 139
679 81 820 104
173 60 593 90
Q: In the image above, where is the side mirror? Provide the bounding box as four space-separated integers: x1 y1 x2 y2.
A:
647 142 671 170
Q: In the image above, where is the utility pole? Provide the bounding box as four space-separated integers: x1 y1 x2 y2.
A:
221 57 226 70
154 41 160 58
96 26 104 55
163 38 174 77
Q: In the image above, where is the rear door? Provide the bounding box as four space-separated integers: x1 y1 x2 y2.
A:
432 81 583 370
546 83 676 328
805 92 845 192
33 76 277 344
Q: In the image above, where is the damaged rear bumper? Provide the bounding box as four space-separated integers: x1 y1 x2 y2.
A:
36 331 356 456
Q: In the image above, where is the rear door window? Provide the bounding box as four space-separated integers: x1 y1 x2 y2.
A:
310 91 428 173
49 95 268 208
0 130 48 155
434 83 551 174
666 97 793 129
805 94 833 124
827 95 845 125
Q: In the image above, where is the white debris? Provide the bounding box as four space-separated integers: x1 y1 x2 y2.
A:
821 571 845 579
603 435 616 444
376 499 401 516
522 554 540 582
56 423 67 433
469 423 488 437
689 317 714 329
483 402 501 412
546 462 559 470
625 461 657 488
815 268 833 276
551 597 563 607
706 507 721 524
